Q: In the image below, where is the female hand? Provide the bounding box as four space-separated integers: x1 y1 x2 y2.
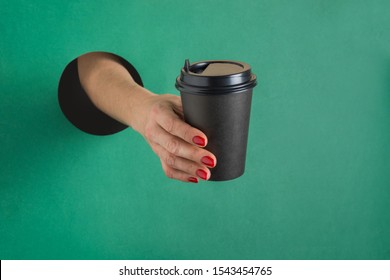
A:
77 52 216 183
131 93 217 183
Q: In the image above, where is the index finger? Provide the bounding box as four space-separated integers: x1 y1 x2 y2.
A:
157 109 208 147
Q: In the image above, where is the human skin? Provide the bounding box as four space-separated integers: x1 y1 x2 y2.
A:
77 52 217 183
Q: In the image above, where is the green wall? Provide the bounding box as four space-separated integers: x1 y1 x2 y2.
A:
1 0 390 259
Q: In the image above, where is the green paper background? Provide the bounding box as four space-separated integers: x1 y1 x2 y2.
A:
1 0 390 259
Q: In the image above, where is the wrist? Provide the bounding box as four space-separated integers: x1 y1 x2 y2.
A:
126 84 156 134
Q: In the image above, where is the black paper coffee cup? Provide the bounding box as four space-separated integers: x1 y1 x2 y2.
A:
176 59 257 181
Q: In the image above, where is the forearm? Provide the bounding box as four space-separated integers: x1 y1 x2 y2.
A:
77 52 155 132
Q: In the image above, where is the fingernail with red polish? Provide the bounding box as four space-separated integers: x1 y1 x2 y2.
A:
188 177 198 183
192 136 206 147
201 156 215 168
196 169 208 180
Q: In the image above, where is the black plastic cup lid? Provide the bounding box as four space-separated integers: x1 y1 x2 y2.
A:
176 59 257 95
